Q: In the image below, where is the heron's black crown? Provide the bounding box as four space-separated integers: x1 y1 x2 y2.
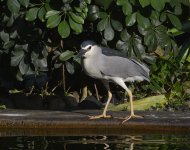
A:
81 40 96 48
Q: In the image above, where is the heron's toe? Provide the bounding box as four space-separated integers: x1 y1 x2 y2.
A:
121 114 144 124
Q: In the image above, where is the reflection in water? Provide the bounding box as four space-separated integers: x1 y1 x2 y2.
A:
0 134 190 150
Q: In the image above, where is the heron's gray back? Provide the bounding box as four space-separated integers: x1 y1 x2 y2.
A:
99 55 150 81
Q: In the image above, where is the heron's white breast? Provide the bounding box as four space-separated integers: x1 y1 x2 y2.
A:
82 57 102 79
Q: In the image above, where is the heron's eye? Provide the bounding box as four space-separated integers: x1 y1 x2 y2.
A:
87 46 92 50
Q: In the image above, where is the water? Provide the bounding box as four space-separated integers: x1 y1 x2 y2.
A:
0 134 190 150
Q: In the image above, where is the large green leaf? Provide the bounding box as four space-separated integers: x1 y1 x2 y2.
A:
38 7 46 22
69 16 83 33
3 40 15 50
144 32 156 46
65 61 75 74
167 14 182 29
120 29 131 41
0 31 9 42
122 1 132 15
116 0 126 6
19 57 29 75
45 10 61 18
174 4 182 15
16 70 23 81
34 58 48 71
139 0 150 8
133 36 145 56
74 7 82 13
25 7 39 21
59 50 75 61
160 12 167 22
18 0 29 8
150 11 161 26
97 18 108 31
70 12 84 24
87 5 100 21
11 50 24 66
7 0 20 13
46 14 61 28
151 0 165 11
137 12 151 28
58 20 70 38
104 23 114 41
111 19 123 31
125 12 136 26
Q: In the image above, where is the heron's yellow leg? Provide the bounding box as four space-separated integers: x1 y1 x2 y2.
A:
89 90 112 119
122 89 143 124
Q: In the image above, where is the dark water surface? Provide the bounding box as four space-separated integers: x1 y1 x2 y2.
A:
0 134 190 150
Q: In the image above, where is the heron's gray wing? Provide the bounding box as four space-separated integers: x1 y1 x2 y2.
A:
101 47 128 58
99 55 150 81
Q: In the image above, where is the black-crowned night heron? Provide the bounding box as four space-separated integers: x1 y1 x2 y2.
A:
77 40 150 123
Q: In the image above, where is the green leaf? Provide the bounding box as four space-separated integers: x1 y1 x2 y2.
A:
16 70 23 81
88 5 99 14
142 55 156 64
139 0 150 8
167 14 182 29
69 16 83 33
111 19 123 31
174 4 182 15
95 0 113 10
99 12 108 18
125 12 136 26
160 12 167 22
85 0 91 4
87 5 100 21
58 20 70 38
45 4 51 11
151 0 165 11
97 18 108 31
18 0 29 8
11 50 24 66
45 10 61 18
120 29 131 41
116 0 126 6
122 1 132 15
144 32 156 46
59 50 75 61
0 31 9 42
10 30 18 39
3 41 15 50
65 61 74 74
7 0 20 13
70 12 84 24
74 7 82 13
38 7 46 22
6 15 14 27
104 23 115 41
19 57 29 75
46 14 61 28
133 36 145 55
35 58 48 71
25 7 39 21
137 12 151 28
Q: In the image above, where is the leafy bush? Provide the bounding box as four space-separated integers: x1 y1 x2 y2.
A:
0 0 190 106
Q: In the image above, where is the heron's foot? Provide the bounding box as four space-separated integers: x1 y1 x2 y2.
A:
88 114 112 119
121 114 144 124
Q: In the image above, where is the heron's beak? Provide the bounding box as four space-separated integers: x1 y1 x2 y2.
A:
76 49 87 58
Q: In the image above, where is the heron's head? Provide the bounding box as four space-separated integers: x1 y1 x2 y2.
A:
77 40 101 58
